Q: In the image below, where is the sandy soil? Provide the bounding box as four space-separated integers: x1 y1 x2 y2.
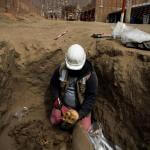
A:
0 13 150 150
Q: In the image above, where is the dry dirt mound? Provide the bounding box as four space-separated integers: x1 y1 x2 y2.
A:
9 120 71 150
0 40 68 150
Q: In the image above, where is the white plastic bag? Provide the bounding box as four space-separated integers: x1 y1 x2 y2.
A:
112 22 150 44
121 28 150 44
112 22 132 39
88 122 122 150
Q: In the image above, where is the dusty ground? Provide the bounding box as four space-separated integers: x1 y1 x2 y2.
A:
0 13 150 150
0 13 111 150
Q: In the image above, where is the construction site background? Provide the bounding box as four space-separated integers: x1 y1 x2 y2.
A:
95 0 150 23
0 0 150 23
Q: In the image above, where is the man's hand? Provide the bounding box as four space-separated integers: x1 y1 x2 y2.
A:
53 97 62 109
63 109 79 124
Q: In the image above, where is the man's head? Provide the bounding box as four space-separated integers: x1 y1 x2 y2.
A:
65 44 86 71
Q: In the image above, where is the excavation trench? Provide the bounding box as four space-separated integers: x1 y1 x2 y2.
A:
0 40 150 150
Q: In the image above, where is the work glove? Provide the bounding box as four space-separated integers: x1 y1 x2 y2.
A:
63 109 79 125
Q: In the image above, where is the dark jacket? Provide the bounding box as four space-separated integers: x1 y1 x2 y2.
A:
50 60 98 119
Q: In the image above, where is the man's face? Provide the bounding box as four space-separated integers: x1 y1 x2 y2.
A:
67 69 81 77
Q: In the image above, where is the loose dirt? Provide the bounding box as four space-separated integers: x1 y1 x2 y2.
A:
0 13 150 150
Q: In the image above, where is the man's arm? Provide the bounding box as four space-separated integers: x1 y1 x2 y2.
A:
50 66 60 100
78 71 98 119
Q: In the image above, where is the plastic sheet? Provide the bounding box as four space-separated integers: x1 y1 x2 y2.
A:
112 22 150 44
121 28 150 44
88 122 122 150
112 22 132 39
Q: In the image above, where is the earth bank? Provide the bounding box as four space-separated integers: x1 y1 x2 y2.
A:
92 40 150 150
0 17 150 150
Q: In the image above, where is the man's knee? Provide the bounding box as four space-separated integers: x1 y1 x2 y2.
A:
78 114 91 131
50 108 62 125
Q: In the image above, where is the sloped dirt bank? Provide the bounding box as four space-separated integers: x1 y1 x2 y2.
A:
0 38 150 150
0 40 71 150
92 40 150 150
0 41 18 133
9 120 71 150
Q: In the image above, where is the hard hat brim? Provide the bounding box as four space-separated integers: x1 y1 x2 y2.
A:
65 59 85 70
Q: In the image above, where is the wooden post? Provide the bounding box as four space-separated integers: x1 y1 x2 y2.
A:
125 0 132 23
120 0 126 22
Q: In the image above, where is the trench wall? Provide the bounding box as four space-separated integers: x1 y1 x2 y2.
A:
92 40 150 150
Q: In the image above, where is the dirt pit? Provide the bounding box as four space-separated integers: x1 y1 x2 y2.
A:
0 15 150 150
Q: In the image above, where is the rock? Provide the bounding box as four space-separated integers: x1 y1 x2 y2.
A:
72 123 94 150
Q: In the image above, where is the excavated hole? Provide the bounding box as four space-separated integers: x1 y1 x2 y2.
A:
0 41 150 150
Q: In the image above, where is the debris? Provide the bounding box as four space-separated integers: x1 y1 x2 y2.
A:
88 122 122 150
91 33 112 39
13 107 29 120
112 22 150 50
54 31 68 40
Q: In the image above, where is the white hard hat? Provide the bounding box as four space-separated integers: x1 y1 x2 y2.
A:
65 44 86 70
